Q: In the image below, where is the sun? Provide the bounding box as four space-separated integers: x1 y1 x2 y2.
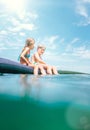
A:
1 0 25 14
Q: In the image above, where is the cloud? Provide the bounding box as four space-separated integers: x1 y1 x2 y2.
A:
19 32 26 36
65 38 80 52
17 11 39 21
73 46 90 59
38 36 90 61
8 23 36 32
47 35 59 44
26 12 38 20
65 37 90 59
0 11 38 35
0 9 39 53
39 35 59 50
7 13 38 33
71 38 80 44
40 36 90 60
75 0 90 26
0 47 8 51
0 30 8 35
76 3 88 18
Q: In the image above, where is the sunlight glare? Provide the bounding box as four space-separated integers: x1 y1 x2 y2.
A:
1 0 25 14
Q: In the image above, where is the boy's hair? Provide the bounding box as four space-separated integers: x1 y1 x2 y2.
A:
25 38 35 47
37 44 46 50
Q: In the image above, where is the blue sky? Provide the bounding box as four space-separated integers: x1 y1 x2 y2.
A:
0 0 90 73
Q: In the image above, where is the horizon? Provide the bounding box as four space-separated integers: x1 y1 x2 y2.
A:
0 0 90 73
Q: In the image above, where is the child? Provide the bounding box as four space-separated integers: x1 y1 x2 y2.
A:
31 45 58 75
19 38 46 75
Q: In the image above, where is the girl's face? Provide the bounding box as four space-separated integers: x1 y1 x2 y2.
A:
30 44 35 50
29 39 35 50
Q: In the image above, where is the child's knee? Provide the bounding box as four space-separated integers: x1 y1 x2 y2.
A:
52 66 56 69
39 65 43 69
34 65 38 69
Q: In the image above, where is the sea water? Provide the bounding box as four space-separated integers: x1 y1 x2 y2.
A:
0 74 90 130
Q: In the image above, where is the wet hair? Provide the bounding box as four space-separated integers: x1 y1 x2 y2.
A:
25 38 35 47
37 44 46 50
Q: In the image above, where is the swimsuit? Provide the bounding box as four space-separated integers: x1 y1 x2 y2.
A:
18 54 30 61
33 62 38 65
25 54 30 58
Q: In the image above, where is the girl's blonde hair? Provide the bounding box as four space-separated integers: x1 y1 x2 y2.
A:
25 38 35 47
21 38 35 54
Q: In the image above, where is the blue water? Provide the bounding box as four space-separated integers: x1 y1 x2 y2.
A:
0 74 90 130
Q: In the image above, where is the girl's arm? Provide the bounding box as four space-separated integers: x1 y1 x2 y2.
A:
34 53 46 64
20 48 32 65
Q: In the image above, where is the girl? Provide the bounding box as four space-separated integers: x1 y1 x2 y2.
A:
19 38 46 75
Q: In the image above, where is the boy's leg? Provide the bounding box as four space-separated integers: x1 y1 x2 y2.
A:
47 66 53 75
52 66 58 75
39 65 46 75
41 64 52 75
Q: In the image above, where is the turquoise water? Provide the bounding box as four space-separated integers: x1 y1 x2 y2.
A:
0 74 90 130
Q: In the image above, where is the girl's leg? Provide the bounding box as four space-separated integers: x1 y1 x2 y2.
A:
20 62 39 75
52 66 58 75
38 65 46 75
28 64 39 76
21 62 27 66
33 65 39 76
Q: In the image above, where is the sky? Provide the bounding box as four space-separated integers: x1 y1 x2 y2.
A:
0 0 90 73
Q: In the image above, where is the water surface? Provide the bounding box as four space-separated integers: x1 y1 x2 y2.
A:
0 74 90 130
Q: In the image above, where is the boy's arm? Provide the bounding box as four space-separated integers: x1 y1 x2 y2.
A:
31 55 34 63
35 53 46 64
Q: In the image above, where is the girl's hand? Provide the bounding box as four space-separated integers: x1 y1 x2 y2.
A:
27 63 32 66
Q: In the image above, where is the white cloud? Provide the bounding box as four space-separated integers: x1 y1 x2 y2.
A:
0 47 8 50
8 23 36 32
73 46 90 59
48 35 59 44
27 12 38 19
10 17 20 26
40 35 59 50
65 37 90 59
75 0 90 26
71 38 80 44
19 32 25 36
0 10 38 36
0 30 8 35
17 12 39 22
76 4 88 18
7 14 37 33
0 14 7 18
83 0 90 3
65 38 80 52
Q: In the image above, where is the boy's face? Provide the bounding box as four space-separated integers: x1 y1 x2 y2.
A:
38 48 45 55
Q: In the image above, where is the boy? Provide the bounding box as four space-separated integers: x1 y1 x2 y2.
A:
31 45 58 75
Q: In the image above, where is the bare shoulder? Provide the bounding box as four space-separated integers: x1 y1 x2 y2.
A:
25 47 29 51
34 52 39 56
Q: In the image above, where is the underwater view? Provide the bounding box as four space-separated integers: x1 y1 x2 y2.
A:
0 0 90 130
0 74 90 130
